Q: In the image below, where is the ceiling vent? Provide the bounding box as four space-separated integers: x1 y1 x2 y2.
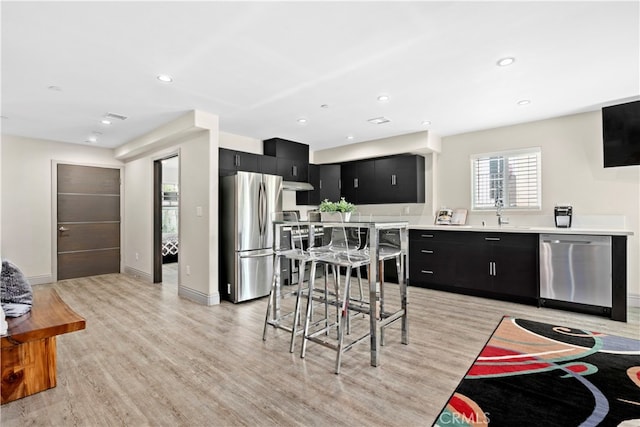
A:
367 116 390 125
104 112 128 121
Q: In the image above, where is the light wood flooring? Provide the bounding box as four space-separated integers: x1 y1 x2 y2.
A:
2 273 638 426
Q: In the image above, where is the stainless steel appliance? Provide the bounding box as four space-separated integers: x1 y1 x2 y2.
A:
554 205 573 228
220 172 282 302
539 234 612 310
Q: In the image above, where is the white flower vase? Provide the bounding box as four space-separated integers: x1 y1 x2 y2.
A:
320 212 351 222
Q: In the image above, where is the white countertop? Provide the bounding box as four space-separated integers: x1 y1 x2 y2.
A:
409 224 633 236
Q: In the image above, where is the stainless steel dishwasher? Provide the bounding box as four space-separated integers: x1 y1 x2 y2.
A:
539 234 612 309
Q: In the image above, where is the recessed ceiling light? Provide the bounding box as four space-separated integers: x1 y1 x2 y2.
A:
157 74 173 83
377 95 390 102
86 135 98 143
497 57 515 67
421 120 431 126
517 99 531 106
368 116 390 125
297 117 307 124
101 119 112 125
346 135 355 140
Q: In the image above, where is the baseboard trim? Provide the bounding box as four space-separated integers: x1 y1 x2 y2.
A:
628 293 640 308
178 285 220 306
123 266 153 283
28 275 54 285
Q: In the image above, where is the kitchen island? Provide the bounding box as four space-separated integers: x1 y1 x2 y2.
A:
408 224 632 322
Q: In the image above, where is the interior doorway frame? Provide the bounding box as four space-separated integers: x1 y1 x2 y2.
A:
153 154 180 284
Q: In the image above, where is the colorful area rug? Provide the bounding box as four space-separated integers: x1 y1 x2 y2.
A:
434 316 640 426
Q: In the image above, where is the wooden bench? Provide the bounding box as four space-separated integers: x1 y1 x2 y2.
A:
1 288 86 404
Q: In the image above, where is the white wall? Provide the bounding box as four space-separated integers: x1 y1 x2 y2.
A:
219 132 262 154
438 111 640 300
119 111 220 305
0 135 122 283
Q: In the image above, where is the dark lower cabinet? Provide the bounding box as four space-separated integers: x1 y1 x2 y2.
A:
409 230 538 304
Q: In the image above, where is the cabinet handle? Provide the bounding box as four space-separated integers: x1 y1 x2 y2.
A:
421 270 434 274
338 179 342 189
488 261 497 276
354 178 359 188
391 174 397 185
421 234 434 238
235 154 240 167
292 165 298 177
319 179 322 189
421 249 434 254
485 237 501 241
493 262 497 276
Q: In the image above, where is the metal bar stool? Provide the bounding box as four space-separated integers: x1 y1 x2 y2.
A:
300 212 372 374
263 212 318 353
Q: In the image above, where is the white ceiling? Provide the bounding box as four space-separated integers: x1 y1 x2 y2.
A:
2 1 639 151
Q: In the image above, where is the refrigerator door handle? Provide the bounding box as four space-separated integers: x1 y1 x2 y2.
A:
259 181 267 239
257 182 263 238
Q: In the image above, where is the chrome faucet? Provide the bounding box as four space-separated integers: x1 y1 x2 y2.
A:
495 199 505 226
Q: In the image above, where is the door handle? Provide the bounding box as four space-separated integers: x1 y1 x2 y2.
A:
59 226 69 232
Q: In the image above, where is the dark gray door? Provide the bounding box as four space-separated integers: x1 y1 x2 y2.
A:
57 164 120 280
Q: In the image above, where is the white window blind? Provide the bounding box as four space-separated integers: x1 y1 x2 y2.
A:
471 148 541 210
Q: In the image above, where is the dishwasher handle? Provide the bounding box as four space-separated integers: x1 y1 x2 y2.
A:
542 239 593 245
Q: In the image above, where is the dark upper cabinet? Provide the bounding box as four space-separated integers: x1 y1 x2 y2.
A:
275 157 308 182
263 137 309 160
340 161 358 203
219 148 279 176
296 164 341 205
374 155 425 204
259 155 278 175
263 138 309 182
219 148 259 176
319 164 341 202
340 159 376 204
340 155 424 204
296 164 320 205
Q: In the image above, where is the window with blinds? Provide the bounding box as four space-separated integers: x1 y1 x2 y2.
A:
471 148 541 210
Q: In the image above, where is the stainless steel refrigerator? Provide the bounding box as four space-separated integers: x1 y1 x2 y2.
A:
220 171 282 303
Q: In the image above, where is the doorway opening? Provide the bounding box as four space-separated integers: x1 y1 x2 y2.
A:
153 155 179 286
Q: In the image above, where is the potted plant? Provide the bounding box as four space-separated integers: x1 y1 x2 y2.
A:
319 198 356 221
